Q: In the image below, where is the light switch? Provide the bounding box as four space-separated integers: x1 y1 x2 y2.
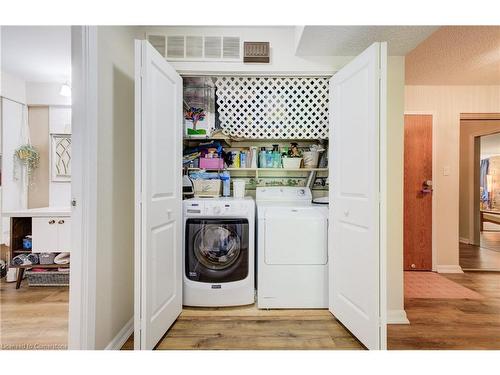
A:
443 166 451 176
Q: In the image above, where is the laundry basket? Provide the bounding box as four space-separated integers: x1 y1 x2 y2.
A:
193 179 221 197
39 252 56 265
26 271 69 287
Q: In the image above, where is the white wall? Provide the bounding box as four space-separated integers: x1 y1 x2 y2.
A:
26 82 71 106
1 99 29 244
405 85 500 268
1 71 26 104
93 26 136 349
386 56 406 322
137 26 353 74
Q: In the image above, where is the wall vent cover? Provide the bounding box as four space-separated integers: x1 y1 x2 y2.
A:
244 42 270 63
166 36 185 58
186 36 203 58
215 76 329 139
204 36 222 58
147 35 166 56
223 37 241 59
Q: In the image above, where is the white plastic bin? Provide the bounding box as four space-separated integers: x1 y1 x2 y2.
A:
233 179 246 198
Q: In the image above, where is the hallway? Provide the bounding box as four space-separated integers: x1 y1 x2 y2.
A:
460 232 500 270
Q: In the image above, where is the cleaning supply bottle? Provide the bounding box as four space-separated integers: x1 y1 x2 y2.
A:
221 171 231 197
250 147 258 168
272 144 281 168
259 147 266 168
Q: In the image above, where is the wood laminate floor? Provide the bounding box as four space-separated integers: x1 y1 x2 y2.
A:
122 305 364 350
480 231 500 252
460 232 500 270
0 277 69 350
388 272 500 349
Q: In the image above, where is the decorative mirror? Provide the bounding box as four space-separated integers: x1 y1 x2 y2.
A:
51 134 71 182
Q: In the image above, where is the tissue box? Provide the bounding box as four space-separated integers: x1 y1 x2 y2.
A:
199 158 224 170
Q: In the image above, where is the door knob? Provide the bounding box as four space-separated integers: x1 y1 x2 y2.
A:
344 210 349 217
48 219 56 224
421 180 433 194
58 219 65 224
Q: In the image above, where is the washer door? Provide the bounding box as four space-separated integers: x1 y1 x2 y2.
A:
186 219 249 282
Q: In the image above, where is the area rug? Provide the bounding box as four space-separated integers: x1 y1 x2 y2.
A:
404 272 483 299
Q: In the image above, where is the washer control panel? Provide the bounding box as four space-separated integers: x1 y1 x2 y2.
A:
184 199 253 217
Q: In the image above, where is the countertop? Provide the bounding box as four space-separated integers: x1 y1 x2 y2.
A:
2 207 71 217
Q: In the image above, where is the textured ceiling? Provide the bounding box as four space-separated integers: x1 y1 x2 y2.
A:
1 26 71 82
406 26 500 85
295 26 439 56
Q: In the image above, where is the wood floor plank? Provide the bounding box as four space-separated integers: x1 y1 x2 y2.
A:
0 278 68 350
388 272 500 350
460 232 500 270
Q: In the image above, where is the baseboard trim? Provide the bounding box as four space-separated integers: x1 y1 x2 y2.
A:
436 265 464 274
105 317 133 350
387 309 410 325
459 237 470 244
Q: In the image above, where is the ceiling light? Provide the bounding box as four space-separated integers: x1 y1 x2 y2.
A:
59 83 71 97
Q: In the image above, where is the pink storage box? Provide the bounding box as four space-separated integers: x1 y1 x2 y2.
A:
199 157 224 169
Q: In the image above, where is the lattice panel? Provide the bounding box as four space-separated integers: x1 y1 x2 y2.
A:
215 77 329 139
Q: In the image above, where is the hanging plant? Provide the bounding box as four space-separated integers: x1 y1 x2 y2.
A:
14 144 40 183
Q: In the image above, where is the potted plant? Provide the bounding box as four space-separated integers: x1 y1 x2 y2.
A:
14 144 40 183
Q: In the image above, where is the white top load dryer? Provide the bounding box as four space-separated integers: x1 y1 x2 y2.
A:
256 187 328 308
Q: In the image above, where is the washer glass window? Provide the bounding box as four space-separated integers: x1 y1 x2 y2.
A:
194 224 241 270
185 218 249 283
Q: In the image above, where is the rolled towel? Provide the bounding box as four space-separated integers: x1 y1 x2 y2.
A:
54 252 70 265
11 253 39 266
11 254 29 266
27 253 39 265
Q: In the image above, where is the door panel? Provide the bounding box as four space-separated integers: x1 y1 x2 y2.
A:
58 217 71 252
329 42 386 350
404 114 432 271
135 40 183 350
32 217 59 252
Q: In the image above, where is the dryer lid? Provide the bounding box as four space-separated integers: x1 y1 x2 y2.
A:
264 207 327 265
264 206 327 220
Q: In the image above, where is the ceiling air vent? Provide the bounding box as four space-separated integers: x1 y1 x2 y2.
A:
204 36 222 58
186 36 203 58
223 37 241 59
244 42 270 63
147 35 166 57
166 36 185 58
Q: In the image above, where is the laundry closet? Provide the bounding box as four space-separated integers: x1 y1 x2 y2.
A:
134 30 387 350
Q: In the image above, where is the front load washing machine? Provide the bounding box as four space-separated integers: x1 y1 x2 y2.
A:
183 197 255 307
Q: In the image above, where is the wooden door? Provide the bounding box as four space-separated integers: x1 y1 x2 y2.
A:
404 114 433 270
134 40 183 350
329 42 387 350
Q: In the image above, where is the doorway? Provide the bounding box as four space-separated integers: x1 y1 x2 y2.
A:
0 26 72 349
459 114 500 271
404 114 433 271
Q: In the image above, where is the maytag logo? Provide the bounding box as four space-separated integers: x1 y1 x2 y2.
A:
211 285 222 289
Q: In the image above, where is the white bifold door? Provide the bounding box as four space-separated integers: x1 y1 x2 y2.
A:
328 42 387 350
134 40 183 350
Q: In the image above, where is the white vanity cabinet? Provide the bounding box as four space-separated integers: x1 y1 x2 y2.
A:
2 207 72 254
32 216 71 253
